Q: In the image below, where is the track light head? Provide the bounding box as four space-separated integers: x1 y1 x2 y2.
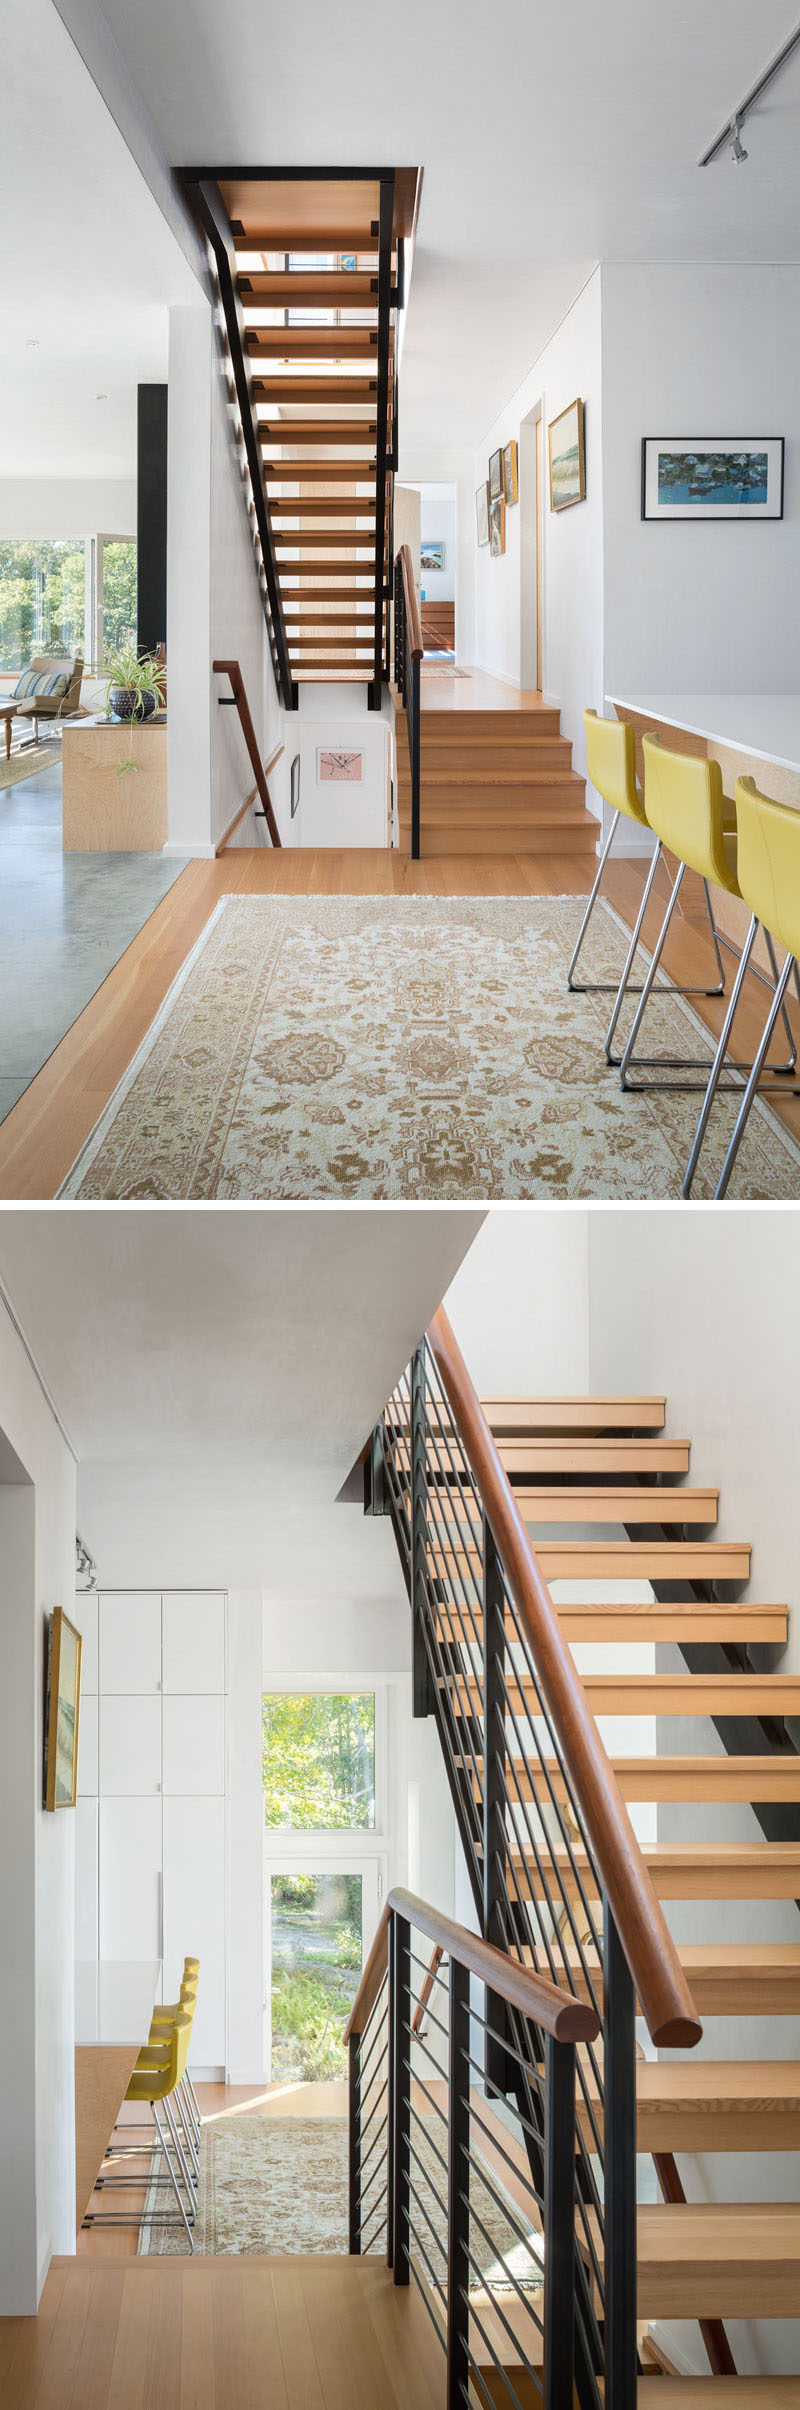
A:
730 114 749 162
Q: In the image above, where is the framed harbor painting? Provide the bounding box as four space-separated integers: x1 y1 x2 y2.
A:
641 437 785 520
548 398 585 511
503 439 519 505
476 481 490 546
489 493 506 557
420 540 445 572
489 448 504 500
44 1607 82 1811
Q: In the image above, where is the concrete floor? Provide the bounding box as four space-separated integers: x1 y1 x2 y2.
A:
0 749 187 1123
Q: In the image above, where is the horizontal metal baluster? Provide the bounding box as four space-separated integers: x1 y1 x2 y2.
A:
465 2302 540 2410
400 2059 450 2125
459 2201 545 2341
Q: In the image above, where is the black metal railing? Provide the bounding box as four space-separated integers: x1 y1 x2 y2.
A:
346 1888 599 2410
394 543 422 857
370 174 395 711
365 1323 703 2410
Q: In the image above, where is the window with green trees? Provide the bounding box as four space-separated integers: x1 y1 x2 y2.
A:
262 1693 376 1830
0 539 86 671
100 539 137 658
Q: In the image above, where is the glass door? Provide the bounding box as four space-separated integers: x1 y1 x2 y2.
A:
267 1855 381 2082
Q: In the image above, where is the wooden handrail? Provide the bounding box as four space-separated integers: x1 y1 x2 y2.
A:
213 660 281 847
397 542 423 661
427 1307 703 2052
344 1885 600 2045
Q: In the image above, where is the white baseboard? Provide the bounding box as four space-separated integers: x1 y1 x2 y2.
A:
189 2064 226 2085
162 841 217 859
36 2235 52 2304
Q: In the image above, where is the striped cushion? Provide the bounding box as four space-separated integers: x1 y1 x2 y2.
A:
14 666 71 700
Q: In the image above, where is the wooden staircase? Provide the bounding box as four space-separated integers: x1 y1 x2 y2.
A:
392 690 599 857
476 1389 800 2375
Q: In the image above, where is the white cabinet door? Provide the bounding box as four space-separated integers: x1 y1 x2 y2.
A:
99 1798 163 1960
99 1696 162 1797
75 1798 99 1958
76 1597 98 1694
162 1594 226 1695
77 1694 98 1797
99 1594 162 1694
163 1696 225 1797
163 1797 226 2067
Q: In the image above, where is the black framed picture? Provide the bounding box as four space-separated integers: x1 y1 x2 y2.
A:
641 437 785 521
290 752 300 818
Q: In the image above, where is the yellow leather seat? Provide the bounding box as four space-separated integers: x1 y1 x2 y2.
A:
578 712 726 1064
685 777 800 1199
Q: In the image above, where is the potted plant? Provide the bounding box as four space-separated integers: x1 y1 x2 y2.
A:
104 647 166 723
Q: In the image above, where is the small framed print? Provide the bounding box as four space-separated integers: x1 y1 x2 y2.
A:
548 398 585 511
503 439 519 506
489 493 506 557
290 753 300 818
641 436 785 521
420 540 445 572
489 448 504 500
318 748 363 783
476 481 490 546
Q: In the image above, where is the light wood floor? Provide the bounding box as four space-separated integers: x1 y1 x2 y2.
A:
0 2255 445 2410
1 845 799 1199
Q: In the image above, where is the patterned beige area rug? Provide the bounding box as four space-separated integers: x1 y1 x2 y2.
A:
139 2113 543 2294
60 894 800 1200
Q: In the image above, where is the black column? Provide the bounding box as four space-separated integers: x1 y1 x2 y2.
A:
136 384 168 657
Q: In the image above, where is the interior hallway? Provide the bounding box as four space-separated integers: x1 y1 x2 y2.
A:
1 841 799 1199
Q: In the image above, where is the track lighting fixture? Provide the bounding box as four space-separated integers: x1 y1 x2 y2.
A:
729 114 748 164
699 18 800 163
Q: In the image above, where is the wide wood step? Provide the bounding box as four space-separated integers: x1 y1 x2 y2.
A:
271 501 376 519
416 708 562 738
431 1537 751 1580
241 271 381 304
237 228 386 253
507 1840 800 1900
580 1673 800 1717
578 2058 800 2152
289 637 374 653
281 587 376 603
254 377 380 402
562 1941 800 2017
259 422 379 443
498 1437 692 1475
399 812 599 859
436 1601 788 1645
533 1753 800 1803
634 2384 800 2407
481 1397 667 1434
274 531 379 549
509 1483 718 1525
634 2202 800 2318
266 461 377 481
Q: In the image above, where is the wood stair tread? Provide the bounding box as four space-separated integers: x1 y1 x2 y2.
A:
488 1438 692 1474
471 1753 800 1802
634 2385 800 2406
431 1538 751 1576
480 1397 667 1433
510 1483 718 1523
576 2059 800 2151
505 1840 800 1898
436 1602 788 1644
633 2203 800 2318
577 1673 800 1715
557 1942 800 2015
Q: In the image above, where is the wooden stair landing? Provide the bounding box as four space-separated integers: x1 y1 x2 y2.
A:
393 675 598 860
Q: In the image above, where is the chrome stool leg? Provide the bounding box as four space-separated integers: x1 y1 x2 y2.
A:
567 808 621 989
716 951 796 1199
683 916 758 1196
604 841 664 1064
619 861 687 1088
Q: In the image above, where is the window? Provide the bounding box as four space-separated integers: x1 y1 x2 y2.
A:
99 538 137 660
262 1692 376 1831
0 538 85 673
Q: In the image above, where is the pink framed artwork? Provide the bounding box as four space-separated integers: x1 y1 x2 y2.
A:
318 748 364 783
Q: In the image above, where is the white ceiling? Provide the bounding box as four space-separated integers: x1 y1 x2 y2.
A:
73 0 800 446
1 0 198 478
0 1208 482 1599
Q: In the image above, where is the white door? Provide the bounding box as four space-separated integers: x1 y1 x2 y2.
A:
162 1796 226 2069
99 1796 163 1960
163 1696 225 1796
75 1799 99 1958
266 1853 383 2084
99 1695 162 1796
98 1594 162 1694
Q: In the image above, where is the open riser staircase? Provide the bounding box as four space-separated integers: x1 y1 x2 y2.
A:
182 169 420 708
349 1311 800 2407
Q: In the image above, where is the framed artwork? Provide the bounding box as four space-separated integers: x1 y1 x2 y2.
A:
420 540 445 572
44 1607 82 1812
290 753 300 818
476 482 490 546
489 448 504 500
318 748 363 783
548 397 586 511
641 436 785 521
503 439 519 506
489 493 506 557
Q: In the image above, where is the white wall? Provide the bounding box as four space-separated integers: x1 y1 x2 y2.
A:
166 303 283 857
444 1207 590 1395
0 479 136 538
398 446 477 666
473 269 604 808
586 1205 800 2379
602 263 800 701
420 488 455 604
286 687 391 849
0 1301 77 2313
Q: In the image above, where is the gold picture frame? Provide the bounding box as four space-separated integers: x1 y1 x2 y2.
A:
44 1606 82 1811
503 440 519 506
489 493 506 557
548 397 586 511
489 448 504 501
476 481 490 546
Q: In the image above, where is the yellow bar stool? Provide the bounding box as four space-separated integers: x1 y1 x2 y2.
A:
574 711 725 1066
151 1958 202 2140
86 2010 196 2248
107 1982 200 2186
686 777 800 1198
618 737 797 1094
